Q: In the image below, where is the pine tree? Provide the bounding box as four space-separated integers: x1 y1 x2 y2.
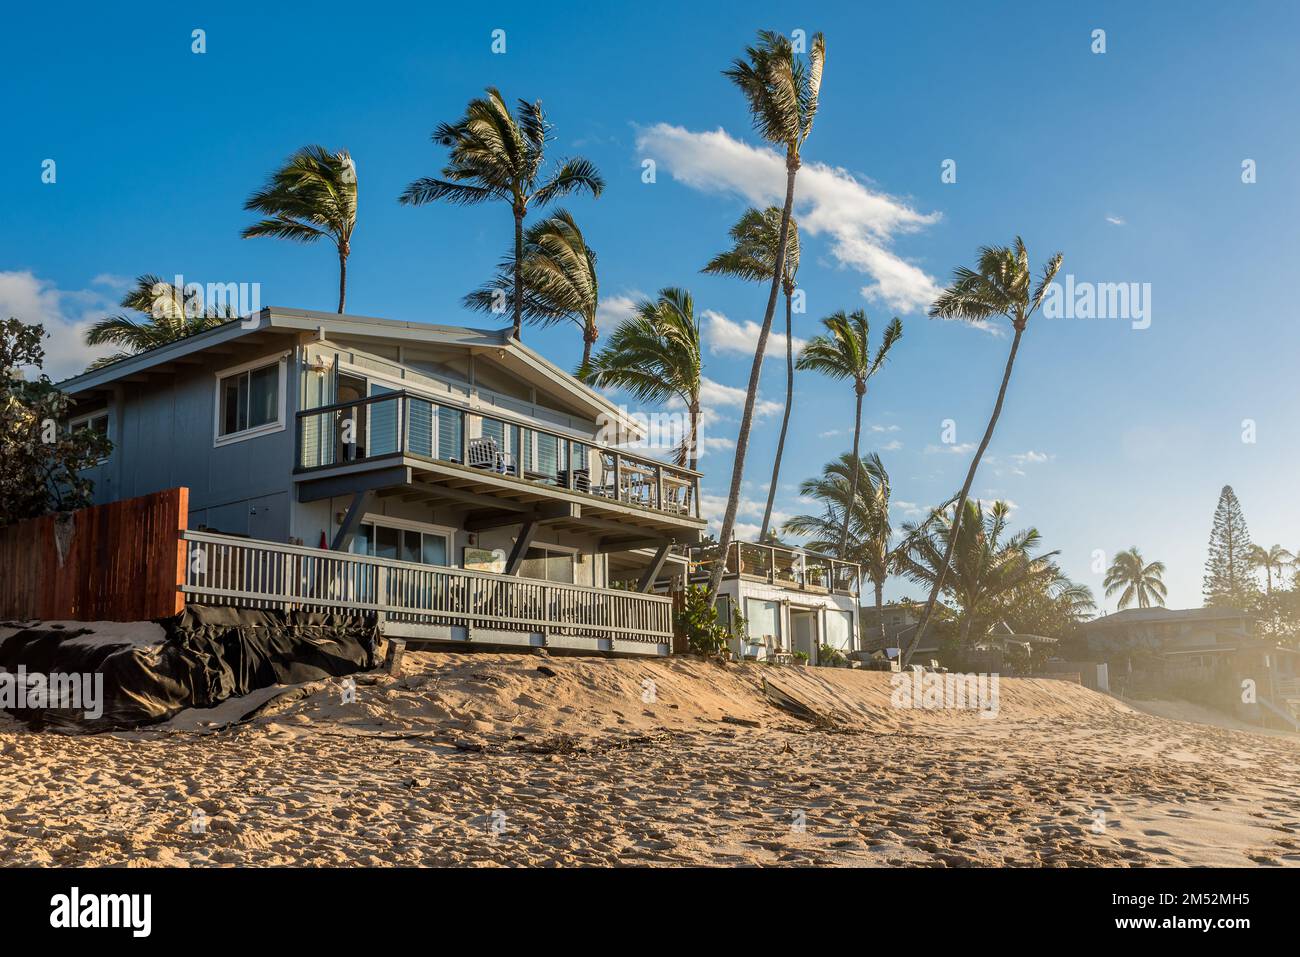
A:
1203 485 1256 607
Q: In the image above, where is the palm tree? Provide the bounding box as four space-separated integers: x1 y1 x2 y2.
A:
783 451 894 644
1103 547 1168 610
463 210 600 370
84 275 233 370
400 88 603 341
796 309 902 553
242 145 358 313
1249 544 1294 594
702 206 800 542
896 499 1060 647
902 238 1063 667
580 288 702 470
706 30 825 606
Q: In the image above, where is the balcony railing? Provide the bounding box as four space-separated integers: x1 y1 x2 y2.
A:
685 541 861 596
181 531 673 643
295 391 700 520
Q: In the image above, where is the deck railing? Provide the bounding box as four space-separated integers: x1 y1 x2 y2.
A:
295 391 700 520
685 541 861 596
181 531 673 643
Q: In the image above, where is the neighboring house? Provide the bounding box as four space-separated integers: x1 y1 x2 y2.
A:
859 606 1054 673
681 540 861 664
1080 606 1300 726
1079 606 1255 656
860 602 923 655
57 306 706 656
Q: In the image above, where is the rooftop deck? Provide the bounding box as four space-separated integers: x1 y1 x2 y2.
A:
684 541 861 597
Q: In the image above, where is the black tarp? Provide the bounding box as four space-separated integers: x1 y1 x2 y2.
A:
0 606 379 732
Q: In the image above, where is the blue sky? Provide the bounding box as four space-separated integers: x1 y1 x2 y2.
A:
3 1 1297 611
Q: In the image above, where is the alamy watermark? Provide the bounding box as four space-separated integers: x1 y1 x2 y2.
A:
890 671 1000 718
1042 274 1151 330
0 667 104 719
148 274 262 323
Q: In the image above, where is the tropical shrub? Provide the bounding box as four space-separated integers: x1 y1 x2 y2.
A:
675 585 731 657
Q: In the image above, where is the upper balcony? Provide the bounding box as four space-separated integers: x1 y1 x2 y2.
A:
294 390 705 548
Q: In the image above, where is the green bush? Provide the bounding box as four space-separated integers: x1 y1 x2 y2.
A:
818 643 847 667
675 585 731 657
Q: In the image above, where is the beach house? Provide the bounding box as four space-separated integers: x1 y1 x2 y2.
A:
681 540 861 664
56 307 706 656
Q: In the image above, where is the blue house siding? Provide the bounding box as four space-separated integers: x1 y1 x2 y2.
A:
83 346 299 542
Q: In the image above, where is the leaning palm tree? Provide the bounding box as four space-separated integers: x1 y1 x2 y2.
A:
464 210 600 370
706 30 825 606
1248 544 1294 595
242 145 358 313
84 275 233 370
796 309 902 553
580 288 702 470
783 451 893 641
902 238 1063 667
896 499 1060 647
702 206 800 542
1103 547 1168 610
400 88 603 341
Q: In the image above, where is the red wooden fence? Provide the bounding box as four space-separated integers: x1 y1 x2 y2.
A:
0 488 188 622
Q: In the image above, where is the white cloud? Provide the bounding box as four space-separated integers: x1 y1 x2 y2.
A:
1011 450 1051 466
635 123 942 313
881 439 903 451
91 273 132 293
698 376 782 419
819 428 842 439
595 293 641 329
924 442 976 455
703 309 807 359
1105 215 1125 226
0 271 116 380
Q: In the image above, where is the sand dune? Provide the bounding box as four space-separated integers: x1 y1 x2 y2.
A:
2 651 1297 867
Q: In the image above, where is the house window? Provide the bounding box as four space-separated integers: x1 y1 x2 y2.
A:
67 408 111 464
519 545 576 583
825 610 854 651
352 521 450 566
215 356 285 443
746 599 781 643
69 409 110 437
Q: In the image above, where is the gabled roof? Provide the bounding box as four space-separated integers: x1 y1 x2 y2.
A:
57 306 643 437
1082 606 1251 629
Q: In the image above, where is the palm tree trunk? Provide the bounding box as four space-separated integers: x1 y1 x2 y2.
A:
337 247 348 314
875 580 886 649
759 288 795 542
512 208 524 340
840 389 864 555
580 324 597 374
704 162 798 604
902 324 1026 668
687 400 700 473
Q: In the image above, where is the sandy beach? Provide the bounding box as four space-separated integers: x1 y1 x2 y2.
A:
2 651 1298 867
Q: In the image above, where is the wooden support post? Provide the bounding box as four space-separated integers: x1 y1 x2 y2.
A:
330 491 366 551
505 521 539 575
637 542 672 593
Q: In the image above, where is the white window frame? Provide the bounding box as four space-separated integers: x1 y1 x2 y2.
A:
353 514 455 566
68 407 112 464
213 352 289 447
516 540 579 583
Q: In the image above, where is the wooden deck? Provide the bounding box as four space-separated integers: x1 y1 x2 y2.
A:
181 530 674 656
